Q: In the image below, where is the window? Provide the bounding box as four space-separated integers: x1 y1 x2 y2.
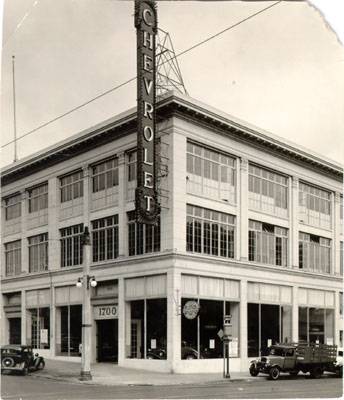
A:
128 151 137 182
28 234 48 272
187 205 235 258
58 305 82 356
60 224 83 267
28 308 50 349
340 242 343 276
299 183 331 229
92 158 118 193
248 164 288 216
4 194 21 220
92 216 118 262
298 307 334 344
340 292 343 318
28 184 48 213
299 232 331 274
128 211 160 256
186 142 236 203
4 240 21 276
248 221 288 267
60 171 83 203
248 303 292 357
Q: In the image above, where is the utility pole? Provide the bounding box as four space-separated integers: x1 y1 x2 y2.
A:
12 55 18 162
79 226 93 381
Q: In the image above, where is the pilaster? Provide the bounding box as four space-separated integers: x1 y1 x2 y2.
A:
333 192 341 275
167 268 181 372
291 177 299 269
239 279 247 370
21 190 29 274
292 286 298 342
82 164 91 228
21 289 26 344
118 277 125 364
239 158 248 261
48 178 59 270
117 153 127 257
50 286 55 356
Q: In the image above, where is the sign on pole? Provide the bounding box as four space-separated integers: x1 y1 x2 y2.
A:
135 0 160 225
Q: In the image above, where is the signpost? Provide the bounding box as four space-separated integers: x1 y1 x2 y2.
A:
223 315 232 379
135 0 160 225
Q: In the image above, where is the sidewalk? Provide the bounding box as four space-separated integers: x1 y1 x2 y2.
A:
33 359 261 386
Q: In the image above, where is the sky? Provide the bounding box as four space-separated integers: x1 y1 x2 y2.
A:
1 0 344 168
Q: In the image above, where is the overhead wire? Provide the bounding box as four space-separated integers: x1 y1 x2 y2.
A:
2 0 282 150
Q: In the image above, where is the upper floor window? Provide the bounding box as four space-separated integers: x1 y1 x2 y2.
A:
4 193 21 220
248 164 288 217
60 171 83 203
4 240 21 277
92 216 118 262
299 183 331 229
299 232 331 274
92 158 118 193
186 142 236 203
186 205 235 258
28 184 48 213
340 241 343 276
128 211 160 256
28 233 48 273
60 224 83 267
248 220 288 267
128 151 137 182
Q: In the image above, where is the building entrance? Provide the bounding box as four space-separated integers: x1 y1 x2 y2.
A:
97 319 118 362
9 318 21 344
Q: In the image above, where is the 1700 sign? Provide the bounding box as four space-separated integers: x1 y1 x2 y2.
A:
93 305 118 320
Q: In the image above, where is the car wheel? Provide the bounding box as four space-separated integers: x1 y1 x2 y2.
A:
37 360 45 370
289 370 299 376
1 357 15 368
185 354 197 360
269 367 280 380
249 365 259 377
22 364 29 376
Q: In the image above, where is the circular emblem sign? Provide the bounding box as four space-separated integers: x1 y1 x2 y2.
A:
183 300 200 320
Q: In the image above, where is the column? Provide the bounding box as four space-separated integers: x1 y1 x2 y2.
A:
82 164 91 228
21 289 26 344
50 286 56 356
167 268 181 372
117 153 127 257
167 127 186 252
0 294 8 345
333 192 341 275
21 190 29 273
239 279 247 371
291 177 299 269
292 286 299 342
48 177 59 270
117 277 126 365
239 158 248 261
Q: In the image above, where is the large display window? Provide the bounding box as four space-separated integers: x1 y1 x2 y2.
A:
247 303 292 357
298 307 334 344
56 305 82 356
27 308 50 349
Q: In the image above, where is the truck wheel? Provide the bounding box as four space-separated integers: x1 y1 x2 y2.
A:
249 365 259 377
1 357 14 368
37 360 45 370
269 367 280 380
337 366 343 378
310 367 323 379
289 370 299 376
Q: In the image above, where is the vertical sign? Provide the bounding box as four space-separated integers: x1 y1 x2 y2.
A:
135 0 160 225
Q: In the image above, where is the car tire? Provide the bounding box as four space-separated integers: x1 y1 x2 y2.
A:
1 357 15 368
185 354 197 360
310 367 322 379
22 364 29 376
249 365 259 377
269 367 280 380
37 360 45 370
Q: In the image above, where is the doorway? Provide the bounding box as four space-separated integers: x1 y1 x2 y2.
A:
97 319 118 362
9 318 21 344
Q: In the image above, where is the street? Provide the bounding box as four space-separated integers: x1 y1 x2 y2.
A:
1 374 342 399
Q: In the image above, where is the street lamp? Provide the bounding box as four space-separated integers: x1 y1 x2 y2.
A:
75 226 95 381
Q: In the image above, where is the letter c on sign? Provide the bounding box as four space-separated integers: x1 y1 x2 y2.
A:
143 8 153 26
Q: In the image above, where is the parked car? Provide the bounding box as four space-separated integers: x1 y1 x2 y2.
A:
1 345 45 375
146 348 167 359
181 342 199 360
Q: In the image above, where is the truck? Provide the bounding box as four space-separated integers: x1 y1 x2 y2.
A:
249 342 337 380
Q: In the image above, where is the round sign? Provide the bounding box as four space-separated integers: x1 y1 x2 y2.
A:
183 300 200 320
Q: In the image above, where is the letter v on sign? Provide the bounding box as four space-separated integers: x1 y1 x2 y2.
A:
143 77 153 96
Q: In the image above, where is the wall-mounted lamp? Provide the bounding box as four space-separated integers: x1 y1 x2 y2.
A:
76 275 97 289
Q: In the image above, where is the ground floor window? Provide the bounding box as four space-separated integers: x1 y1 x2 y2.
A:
181 298 240 359
126 298 167 359
298 307 334 344
27 308 50 349
247 303 292 357
56 305 82 356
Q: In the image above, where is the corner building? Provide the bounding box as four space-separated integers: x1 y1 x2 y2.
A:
1 92 343 373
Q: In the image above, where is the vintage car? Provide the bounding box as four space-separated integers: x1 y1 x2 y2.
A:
1 345 45 375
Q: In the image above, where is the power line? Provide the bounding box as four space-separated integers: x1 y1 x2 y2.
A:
2 0 282 150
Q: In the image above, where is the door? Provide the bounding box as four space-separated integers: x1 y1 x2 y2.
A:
97 319 118 362
9 318 21 344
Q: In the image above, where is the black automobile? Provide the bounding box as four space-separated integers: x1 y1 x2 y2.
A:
1 345 45 375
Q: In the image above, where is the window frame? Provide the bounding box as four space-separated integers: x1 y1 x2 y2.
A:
60 224 84 267
28 233 48 273
4 240 22 276
28 184 48 214
60 170 83 203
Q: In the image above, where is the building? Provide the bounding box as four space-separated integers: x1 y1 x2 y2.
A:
1 91 343 373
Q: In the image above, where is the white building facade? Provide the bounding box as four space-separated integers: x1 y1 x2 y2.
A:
1 92 343 373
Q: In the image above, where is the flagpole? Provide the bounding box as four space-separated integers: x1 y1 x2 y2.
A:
12 55 18 162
